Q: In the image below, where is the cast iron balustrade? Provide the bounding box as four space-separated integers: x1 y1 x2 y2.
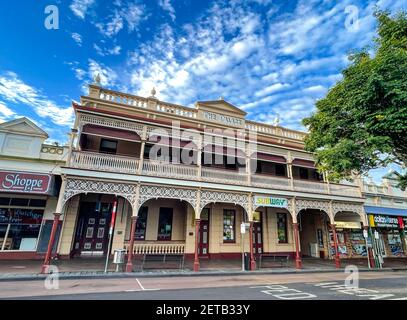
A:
70 150 140 174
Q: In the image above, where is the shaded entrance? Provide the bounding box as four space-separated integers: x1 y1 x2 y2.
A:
298 209 331 259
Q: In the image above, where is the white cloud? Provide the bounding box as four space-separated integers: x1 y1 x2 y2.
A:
255 83 290 97
94 43 122 56
70 0 95 19
0 101 16 118
96 12 124 37
159 0 176 21
71 33 83 46
88 60 118 87
74 68 86 80
0 72 73 126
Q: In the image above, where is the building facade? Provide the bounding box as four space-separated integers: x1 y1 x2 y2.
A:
41 81 368 272
361 172 407 264
0 118 68 259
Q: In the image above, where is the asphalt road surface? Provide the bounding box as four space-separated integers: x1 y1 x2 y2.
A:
1 271 407 300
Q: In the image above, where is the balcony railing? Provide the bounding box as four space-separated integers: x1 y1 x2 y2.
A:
70 150 140 174
143 159 198 180
124 241 185 255
201 167 247 185
68 150 361 197
251 174 291 190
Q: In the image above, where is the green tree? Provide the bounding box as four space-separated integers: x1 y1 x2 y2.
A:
303 10 407 189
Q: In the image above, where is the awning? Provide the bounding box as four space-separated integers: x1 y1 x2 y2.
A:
292 158 315 168
364 206 407 217
82 124 141 142
251 152 286 163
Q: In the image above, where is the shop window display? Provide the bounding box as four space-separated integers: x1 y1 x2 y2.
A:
388 231 404 256
0 208 44 251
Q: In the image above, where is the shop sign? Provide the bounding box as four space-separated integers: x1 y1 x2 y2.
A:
398 217 405 229
254 196 288 208
0 171 51 194
369 214 399 228
335 221 362 229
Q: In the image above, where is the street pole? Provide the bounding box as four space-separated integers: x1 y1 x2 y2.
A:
241 231 245 271
104 198 117 273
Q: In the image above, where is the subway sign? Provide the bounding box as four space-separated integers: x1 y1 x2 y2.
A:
0 171 52 194
254 196 288 208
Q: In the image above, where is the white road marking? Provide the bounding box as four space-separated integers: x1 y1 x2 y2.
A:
134 278 160 291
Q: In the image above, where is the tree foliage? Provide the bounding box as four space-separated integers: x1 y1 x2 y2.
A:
303 10 407 189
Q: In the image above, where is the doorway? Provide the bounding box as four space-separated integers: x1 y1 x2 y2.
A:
73 201 112 257
199 208 210 257
252 211 263 254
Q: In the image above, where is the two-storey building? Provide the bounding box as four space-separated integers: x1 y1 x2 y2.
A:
0 118 68 259
362 172 407 263
41 80 367 272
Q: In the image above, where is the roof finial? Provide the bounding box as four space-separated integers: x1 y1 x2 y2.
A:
150 87 156 97
273 114 280 126
93 73 101 85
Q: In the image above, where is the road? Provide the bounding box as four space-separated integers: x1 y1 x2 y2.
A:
1 271 406 300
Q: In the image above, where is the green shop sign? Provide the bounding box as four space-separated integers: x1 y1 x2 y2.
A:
254 196 288 208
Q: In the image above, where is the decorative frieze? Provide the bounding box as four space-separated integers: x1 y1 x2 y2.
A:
62 178 138 211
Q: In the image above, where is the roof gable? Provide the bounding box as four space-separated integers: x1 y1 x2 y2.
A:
0 117 49 138
196 99 247 117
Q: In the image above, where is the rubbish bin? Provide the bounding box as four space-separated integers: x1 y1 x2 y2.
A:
113 249 126 272
244 252 250 271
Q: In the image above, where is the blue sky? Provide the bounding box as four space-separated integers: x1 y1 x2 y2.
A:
0 0 405 181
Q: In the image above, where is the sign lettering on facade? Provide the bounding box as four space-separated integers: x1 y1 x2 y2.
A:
254 196 288 208
335 221 362 229
0 171 51 194
203 111 243 127
368 214 400 229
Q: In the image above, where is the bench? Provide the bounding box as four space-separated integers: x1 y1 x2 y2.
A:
259 254 290 268
141 253 185 271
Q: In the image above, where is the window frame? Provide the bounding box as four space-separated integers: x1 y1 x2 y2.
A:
157 207 173 241
223 209 236 243
99 138 118 154
277 212 288 244
134 206 148 241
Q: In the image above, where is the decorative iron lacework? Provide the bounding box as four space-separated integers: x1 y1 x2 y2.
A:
332 202 364 216
200 190 250 217
137 185 198 213
79 113 144 138
295 199 330 215
63 178 138 211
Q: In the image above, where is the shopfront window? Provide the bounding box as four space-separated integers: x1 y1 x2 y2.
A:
277 213 288 243
135 207 148 240
223 210 236 242
388 230 404 256
0 207 44 251
157 208 173 241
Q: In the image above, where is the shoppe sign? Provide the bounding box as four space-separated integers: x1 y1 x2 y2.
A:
254 196 288 208
0 171 52 194
369 214 400 228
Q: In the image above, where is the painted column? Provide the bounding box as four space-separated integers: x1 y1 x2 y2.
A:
194 219 201 272
41 177 67 274
293 222 303 269
249 221 256 270
364 225 374 268
331 224 341 268
125 216 138 272
137 141 146 174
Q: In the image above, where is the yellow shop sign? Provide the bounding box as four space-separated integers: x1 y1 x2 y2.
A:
254 196 288 208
